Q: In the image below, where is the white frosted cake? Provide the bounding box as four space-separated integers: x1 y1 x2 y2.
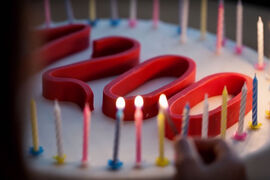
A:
23 19 270 179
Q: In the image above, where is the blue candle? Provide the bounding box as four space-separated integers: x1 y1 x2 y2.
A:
181 103 190 137
252 74 258 126
108 97 125 170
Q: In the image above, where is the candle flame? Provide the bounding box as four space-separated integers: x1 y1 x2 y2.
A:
159 94 168 109
116 97 125 110
135 95 144 108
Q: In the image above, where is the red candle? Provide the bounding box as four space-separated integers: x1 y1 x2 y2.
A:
82 103 91 166
134 95 143 167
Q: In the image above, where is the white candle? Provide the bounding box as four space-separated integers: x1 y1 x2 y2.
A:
237 83 247 134
54 100 65 164
235 0 243 54
180 0 189 43
202 94 209 138
129 0 137 28
257 16 264 68
111 0 119 20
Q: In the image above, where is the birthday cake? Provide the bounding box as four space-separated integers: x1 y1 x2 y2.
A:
23 19 270 179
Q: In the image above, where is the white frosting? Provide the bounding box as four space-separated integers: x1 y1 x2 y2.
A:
23 19 270 179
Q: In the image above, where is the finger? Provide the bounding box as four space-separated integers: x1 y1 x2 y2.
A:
173 136 201 164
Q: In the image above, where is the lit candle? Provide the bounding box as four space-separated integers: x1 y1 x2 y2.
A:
255 16 265 70
53 100 66 164
216 0 224 55
200 0 207 40
29 99 43 156
44 0 51 28
202 94 209 138
152 0 159 29
89 0 97 27
65 0 74 24
181 103 190 137
155 94 170 167
134 96 143 167
266 102 270 119
180 0 189 43
249 74 262 129
129 0 137 28
233 83 247 140
235 0 243 54
220 86 228 139
110 0 120 26
108 97 125 170
81 103 91 167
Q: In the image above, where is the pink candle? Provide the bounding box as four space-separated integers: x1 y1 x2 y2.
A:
216 0 224 55
152 0 159 29
82 103 91 166
134 96 143 166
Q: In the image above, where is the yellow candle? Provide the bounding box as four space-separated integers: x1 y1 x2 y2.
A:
30 99 39 151
221 86 228 139
156 94 169 167
89 0 96 21
200 0 207 40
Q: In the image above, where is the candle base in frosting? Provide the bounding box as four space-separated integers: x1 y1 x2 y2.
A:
129 19 137 28
232 132 247 141
248 121 262 130
108 159 123 170
266 110 270 119
235 46 243 55
155 157 169 167
29 146 44 156
88 19 98 27
110 19 121 27
53 154 66 165
255 63 266 70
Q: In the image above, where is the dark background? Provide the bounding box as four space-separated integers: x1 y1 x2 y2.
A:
30 0 270 58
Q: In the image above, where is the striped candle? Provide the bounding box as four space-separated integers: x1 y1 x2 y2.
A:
216 0 224 55
181 103 190 137
129 0 137 28
237 83 247 134
202 94 209 138
252 75 258 126
235 0 243 54
65 0 74 24
180 0 189 43
152 0 159 29
44 0 51 28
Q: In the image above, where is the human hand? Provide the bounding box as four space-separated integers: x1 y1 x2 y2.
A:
174 137 246 180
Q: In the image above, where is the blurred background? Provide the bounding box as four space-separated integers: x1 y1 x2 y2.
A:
30 0 270 58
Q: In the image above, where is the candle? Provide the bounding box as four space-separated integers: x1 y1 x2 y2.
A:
134 95 143 167
233 83 247 140
181 103 190 137
235 0 243 54
216 0 224 55
108 97 125 170
65 0 74 24
89 0 97 26
200 0 207 40
255 16 265 70
110 0 120 26
180 0 189 43
129 0 137 28
249 74 262 129
81 103 91 167
155 94 169 167
152 0 159 29
53 100 66 164
29 99 43 156
220 86 228 139
44 0 51 28
202 94 209 138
